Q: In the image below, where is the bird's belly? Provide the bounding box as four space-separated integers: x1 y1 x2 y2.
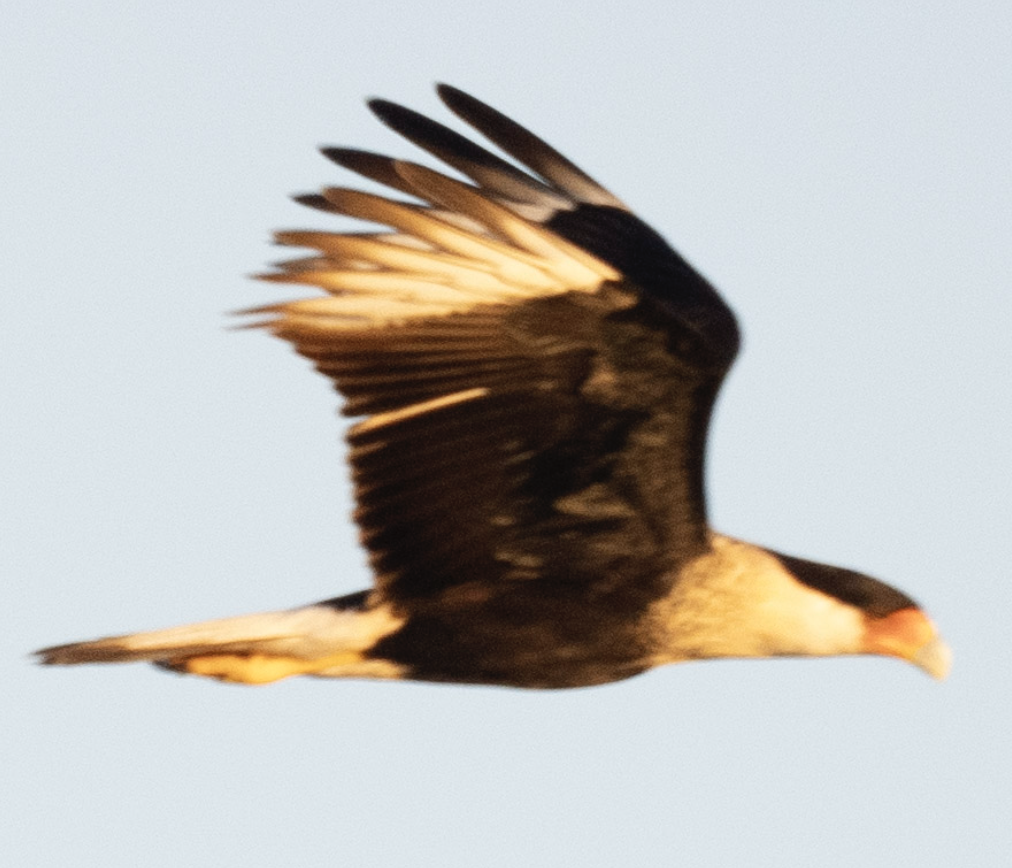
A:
368 603 653 689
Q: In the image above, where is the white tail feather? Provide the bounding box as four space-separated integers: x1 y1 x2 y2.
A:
37 602 404 666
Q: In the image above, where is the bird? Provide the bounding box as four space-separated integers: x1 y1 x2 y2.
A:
36 84 950 688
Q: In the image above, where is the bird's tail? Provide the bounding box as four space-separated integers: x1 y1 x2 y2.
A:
35 591 408 684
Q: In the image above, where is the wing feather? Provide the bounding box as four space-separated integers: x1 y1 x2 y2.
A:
255 87 740 608
436 84 628 209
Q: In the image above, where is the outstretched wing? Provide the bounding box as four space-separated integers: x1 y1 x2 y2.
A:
255 85 740 610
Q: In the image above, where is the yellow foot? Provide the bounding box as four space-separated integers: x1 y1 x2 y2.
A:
167 651 365 684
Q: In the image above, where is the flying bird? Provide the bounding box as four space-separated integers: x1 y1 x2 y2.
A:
37 85 950 687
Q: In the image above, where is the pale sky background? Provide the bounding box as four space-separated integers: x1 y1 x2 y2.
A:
5 3 1011 867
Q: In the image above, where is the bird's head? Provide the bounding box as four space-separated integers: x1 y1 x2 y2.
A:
657 536 950 679
771 550 950 679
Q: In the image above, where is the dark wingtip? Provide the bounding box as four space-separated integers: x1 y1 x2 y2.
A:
367 98 404 126
320 146 358 168
435 83 470 106
321 147 389 175
435 84 500 125
367 98 448 145
292 193 336 212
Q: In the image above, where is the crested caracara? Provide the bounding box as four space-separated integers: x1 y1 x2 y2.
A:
36 85 950 687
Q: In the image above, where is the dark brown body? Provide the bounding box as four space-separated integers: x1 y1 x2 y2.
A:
362 585 655 688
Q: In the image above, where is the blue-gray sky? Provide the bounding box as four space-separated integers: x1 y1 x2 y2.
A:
5 3 1010 866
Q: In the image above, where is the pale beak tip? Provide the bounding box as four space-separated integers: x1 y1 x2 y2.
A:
914 636 952 680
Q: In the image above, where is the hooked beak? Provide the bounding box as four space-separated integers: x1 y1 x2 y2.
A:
910 634 952 680
863 607 951 680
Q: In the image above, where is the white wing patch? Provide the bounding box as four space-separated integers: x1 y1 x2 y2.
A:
243 93 636 455
253 160 620 332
